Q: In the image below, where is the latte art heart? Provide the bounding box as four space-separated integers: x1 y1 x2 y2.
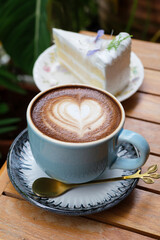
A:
46 98 106 137
31 87 121 142
67 103 90 122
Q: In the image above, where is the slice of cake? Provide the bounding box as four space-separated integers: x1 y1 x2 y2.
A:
53 28 131 95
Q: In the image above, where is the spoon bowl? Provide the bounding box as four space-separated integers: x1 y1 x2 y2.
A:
32 178 76 198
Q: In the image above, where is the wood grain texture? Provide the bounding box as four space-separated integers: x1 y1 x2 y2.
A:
0 162 10 196
131 39 160 71
125 117 160 155
4 182 23 200
140 69 160 95
0 195 153 240
123 92 160 124
80 31 160 71
88 188 160 238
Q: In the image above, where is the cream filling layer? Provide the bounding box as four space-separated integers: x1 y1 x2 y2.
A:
57 48 105 88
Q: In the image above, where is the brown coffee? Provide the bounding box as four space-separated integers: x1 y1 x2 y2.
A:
31 86 121 143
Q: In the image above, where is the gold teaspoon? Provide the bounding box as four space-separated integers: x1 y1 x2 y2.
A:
32 165 160 198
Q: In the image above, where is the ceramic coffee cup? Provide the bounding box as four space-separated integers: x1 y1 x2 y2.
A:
27 84 150 184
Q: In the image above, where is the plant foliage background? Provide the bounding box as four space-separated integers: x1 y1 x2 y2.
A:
0 0 51 75
0 0 98 75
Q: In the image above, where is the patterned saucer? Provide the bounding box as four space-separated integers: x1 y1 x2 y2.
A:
33 45 144 102
7 129 139 216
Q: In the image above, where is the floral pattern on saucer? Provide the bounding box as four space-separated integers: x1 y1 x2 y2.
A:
7 129 139 216
33 45 144 102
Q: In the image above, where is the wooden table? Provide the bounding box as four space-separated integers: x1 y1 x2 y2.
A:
0 32 160 240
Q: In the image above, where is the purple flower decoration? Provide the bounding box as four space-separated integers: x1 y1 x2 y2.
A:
86 29 105 56
86 48 100 56
94 29 104 43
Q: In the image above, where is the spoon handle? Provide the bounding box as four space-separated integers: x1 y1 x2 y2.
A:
74 165 160 186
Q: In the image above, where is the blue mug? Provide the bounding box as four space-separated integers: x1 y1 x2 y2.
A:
27 85 150 183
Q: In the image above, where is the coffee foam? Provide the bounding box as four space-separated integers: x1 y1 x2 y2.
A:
31 87 121 143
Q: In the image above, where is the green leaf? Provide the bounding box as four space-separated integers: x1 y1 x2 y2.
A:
0 67 26 94
0 118 20 126
0 125 18 134
0 103 9 114
0 0 51 75
107 34 133 51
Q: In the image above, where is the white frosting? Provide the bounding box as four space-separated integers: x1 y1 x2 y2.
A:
52 29 131 95
53 29 131 73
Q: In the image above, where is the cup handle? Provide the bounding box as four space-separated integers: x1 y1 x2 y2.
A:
111 129 150 170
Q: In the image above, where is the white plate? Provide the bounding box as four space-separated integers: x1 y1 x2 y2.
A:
7 129 139 216
33 45 144 102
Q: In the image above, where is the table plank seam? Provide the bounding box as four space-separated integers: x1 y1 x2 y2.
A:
149 152 160 158
136 185 160 195
138 90 160 97
85 216 159 239
144 66 160 72
125 115 160 127
1 190 24 200
83 217 158 239
143 67 160 72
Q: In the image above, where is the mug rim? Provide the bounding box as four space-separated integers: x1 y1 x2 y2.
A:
27 84 125 147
